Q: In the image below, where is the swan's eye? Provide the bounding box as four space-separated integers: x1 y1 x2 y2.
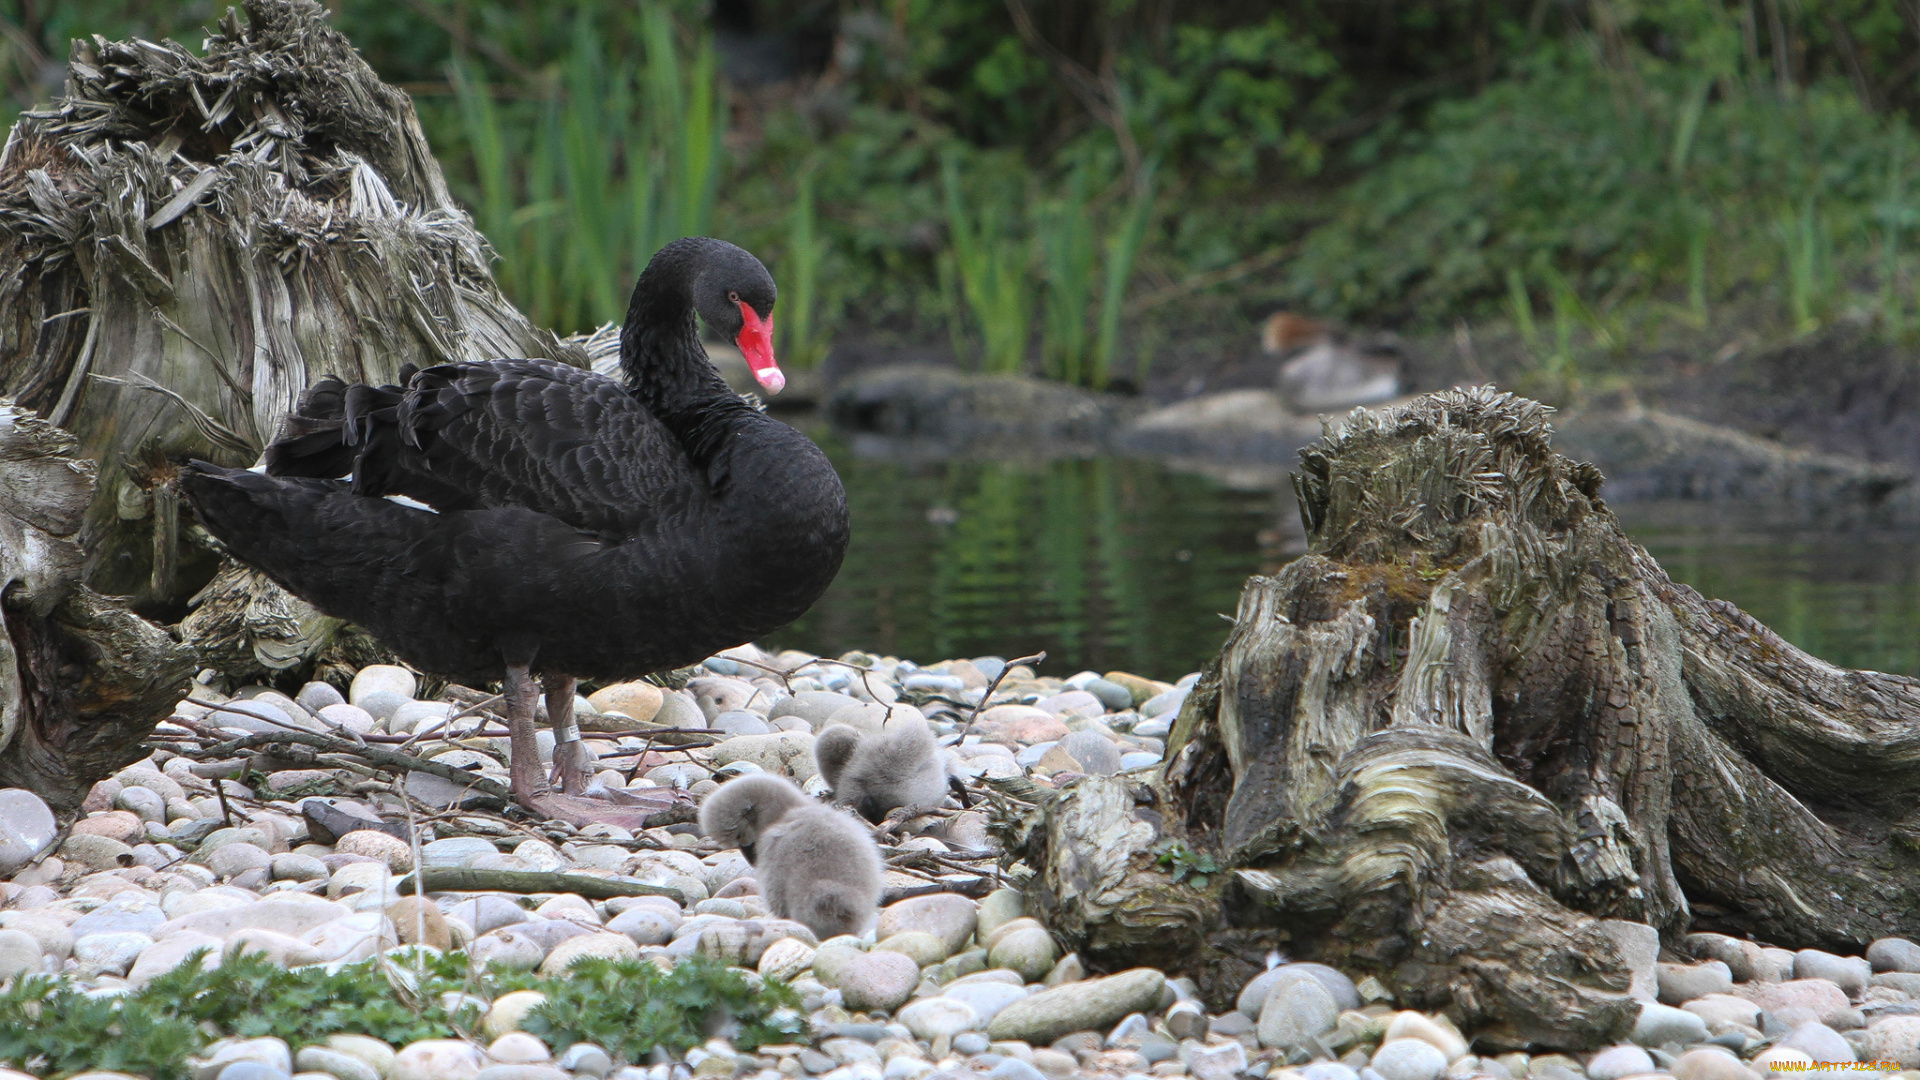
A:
728 290 741 303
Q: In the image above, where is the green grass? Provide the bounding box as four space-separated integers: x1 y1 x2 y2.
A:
439 2 723 335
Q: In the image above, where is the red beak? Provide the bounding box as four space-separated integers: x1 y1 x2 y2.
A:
734 301 783 394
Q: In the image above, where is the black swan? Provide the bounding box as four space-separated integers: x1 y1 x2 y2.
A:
814 714 950 822
698 773 882 938
180 238 849 824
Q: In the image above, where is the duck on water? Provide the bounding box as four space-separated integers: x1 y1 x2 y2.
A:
181 238 850 825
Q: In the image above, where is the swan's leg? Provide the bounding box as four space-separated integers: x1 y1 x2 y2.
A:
544 673 593 794
503 662 544 808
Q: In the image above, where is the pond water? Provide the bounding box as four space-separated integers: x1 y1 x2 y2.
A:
770 426 1920 681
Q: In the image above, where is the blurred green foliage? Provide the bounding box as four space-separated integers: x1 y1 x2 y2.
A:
10 0 1920 378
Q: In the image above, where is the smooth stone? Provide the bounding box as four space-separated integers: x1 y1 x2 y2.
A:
1795 951 1871 997
712 710 773 736
1867 1017 1920 1069
604 905 680 945
877 894 979 955
1633 1002 1710 1047
391 1040 484 1080
943 980 1029 1023
297 682 347 712
987 926 1057 983
975 890 1025 941
447 896 534 936
1371 1040 1449 1080
208 700 303 735
899 997 981 1040
1669 1048 1755 1080
1587 1046 1655 1080
1754 949 1797 983
1659 962 1735 1005
483 991 549 1039
210 842 274 878
1258 970 1341 1050
113 785 169 825
470 928 547 970
422 837 497 869
539 932 639 976
1685 934 1759 984
350 666 417 708
1750 1047 1813 1076
390 701 455 735
320 1037 395 1080
71 892 166 937
294 1048 381 1080
759 936 816 981
486 1033 552 1063
0 928 44 980
270 853 329 882
1779 1022 1853 1062
216 1063 291 1080
707 731 819 781
557 1045 612 1079
313 704 377 737
1868 938 1920 975
304 913 396 964
201 1036 296 1078
60 833 136 871
1382 1012 1468 1062
336 831 413 872
877 931 950 968
73 930 152 975
840 949 922 1013
987 968 1165 1044
1301 1065 1361 1080
126 930 222 986
1737 980 1855 1027
1059 731 1122 775
1682 994 1761 1029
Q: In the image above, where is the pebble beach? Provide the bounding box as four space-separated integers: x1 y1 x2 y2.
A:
0 646 1916 1080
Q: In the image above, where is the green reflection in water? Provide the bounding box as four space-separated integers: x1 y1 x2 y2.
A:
771 439 1274 679
1614 503 1920 677
774 432 1920 681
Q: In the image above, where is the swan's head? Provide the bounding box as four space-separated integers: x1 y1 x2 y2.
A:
692 242 783 394
699 773 810 861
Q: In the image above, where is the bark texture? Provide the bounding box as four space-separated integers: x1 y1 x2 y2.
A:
0 401 195 813
0 0 583 633
1004 387 1920 1050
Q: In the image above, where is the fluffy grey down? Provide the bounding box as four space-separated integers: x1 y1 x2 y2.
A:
814 713 951 823
698 773 882 939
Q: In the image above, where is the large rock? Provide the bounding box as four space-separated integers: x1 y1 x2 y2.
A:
826 365 1128 450
1735 979 1854 1027
986 968 1165 1044
1120 389 1320 461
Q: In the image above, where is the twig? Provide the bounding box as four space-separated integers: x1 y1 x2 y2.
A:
389 865 684 900
198 729 512 803
961 652 1046 736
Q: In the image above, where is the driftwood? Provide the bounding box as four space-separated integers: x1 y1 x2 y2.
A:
0 0 585 682
0 401 194 812
1002 387 1920 1050
391 867 686 901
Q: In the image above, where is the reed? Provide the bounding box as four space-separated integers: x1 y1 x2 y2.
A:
776 163 832 370
940 154 1033 375
440 2 722 334
1038 164 1096 385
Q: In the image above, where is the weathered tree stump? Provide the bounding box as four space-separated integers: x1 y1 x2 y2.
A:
1002 387 1920 1049
0 0 581 654
0 402 194 813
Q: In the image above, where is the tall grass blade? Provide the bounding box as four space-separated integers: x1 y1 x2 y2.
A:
1039 162 1096 384
1093 161 1158 390
778 163 831 369
1506 268 1539 350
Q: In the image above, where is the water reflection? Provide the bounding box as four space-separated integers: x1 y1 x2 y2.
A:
775 428 1920 680
771 432 1278 677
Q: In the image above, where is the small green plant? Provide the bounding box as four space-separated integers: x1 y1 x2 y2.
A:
1153 839 1218 886
1037 162 1097 385
1092 163 1158 390
0 948 798 1080
523 956 804 1061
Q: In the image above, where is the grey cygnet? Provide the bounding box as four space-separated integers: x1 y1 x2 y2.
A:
814 711 951 823
698 773 882 939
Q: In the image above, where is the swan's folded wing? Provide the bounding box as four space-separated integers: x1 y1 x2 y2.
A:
378 358 700 537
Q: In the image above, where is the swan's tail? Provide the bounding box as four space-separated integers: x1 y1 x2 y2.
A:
178 459 443 633
263 365 417 482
